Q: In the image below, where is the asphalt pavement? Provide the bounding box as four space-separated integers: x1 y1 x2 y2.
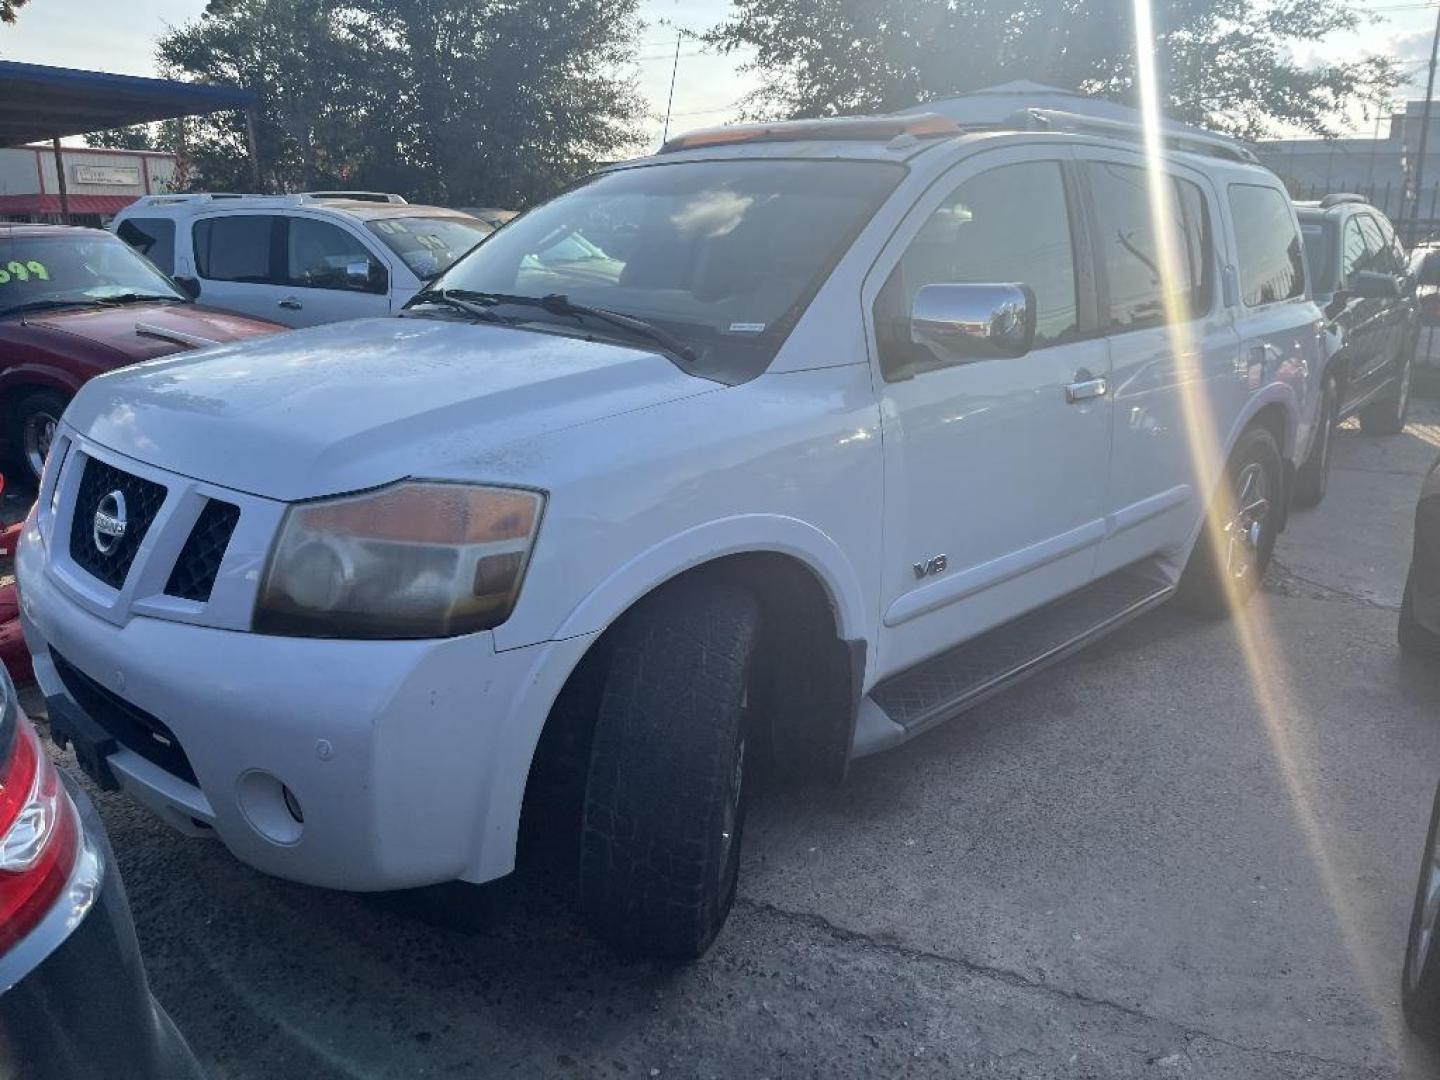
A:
9 403 1440 1079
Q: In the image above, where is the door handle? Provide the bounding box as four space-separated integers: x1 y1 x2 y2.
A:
1065 373 1108 403
278 297 303 311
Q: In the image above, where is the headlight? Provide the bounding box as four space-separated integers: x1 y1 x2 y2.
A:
254 482 544 639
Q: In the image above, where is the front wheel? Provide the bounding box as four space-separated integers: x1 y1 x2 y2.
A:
3 388 68 487
1177 424 1284 618
1360 343 1413 436
579 578 759 960
1403 783 1440 1039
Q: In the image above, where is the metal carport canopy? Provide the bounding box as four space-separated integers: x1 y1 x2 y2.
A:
0 60 253 147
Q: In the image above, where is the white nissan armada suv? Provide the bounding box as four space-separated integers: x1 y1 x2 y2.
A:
17 108 1324 959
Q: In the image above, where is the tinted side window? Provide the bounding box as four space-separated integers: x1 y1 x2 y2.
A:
115 217 175 275
287 218 385 293
876 160 1078 377
1373 213 1406 272
1227 185 1305 306
1357 215 1397 275
194 215 279 283
1341 218 1366 284
1086 162 1212 329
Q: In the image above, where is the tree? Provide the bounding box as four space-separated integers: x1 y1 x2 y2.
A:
147 0 644 203
706 0 1399 138
0 0 30 24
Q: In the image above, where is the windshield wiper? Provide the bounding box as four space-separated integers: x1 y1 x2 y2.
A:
404 289 509 324
444 289 697 365
1 298 101 318
92 292 185 305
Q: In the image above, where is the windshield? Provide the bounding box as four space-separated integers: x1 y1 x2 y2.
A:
425 159 905 382
365 215 493 280
1300 220 1336 295
0 229 183 317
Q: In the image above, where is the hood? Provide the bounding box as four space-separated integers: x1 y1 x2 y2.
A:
66 316 718 501
22 302 280 364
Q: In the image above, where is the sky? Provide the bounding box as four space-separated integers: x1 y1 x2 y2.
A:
0 0 1435 149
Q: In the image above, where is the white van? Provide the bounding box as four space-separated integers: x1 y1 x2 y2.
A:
111 193 492 327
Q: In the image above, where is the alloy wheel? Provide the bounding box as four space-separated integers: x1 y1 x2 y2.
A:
1223 462 1270 582
21 410 57 481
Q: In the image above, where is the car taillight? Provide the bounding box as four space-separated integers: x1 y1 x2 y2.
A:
0 701 81 954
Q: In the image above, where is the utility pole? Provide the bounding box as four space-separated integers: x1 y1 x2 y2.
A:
660 32 682 146
1408 0 1440 245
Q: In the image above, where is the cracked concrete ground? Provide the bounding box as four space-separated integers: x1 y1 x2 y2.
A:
10 402 1440 1078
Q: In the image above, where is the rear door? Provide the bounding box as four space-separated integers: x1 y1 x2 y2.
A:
1077 151 1239 577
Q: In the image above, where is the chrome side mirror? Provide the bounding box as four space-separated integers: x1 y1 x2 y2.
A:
911 282 1037 361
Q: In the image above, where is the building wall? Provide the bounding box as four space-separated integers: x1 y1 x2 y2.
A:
1255 102 1440 241
0 145 178 226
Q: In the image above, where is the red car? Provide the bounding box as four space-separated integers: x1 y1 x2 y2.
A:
0 224 282 484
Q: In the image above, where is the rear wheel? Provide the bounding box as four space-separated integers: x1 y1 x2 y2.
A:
1177 425 1283 618
1403 783 1440 1039
1360 343 1413 436
579 578 759 960
1293 375 1336 509
3 388 68 487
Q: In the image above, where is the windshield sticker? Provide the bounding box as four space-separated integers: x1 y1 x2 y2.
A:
727 322 766 334
0 260 49 284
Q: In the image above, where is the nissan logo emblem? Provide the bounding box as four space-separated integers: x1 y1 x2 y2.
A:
92 490 128 556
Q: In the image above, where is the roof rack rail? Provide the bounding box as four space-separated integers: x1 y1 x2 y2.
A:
660 113 960 153
1319 192 1368 208
302 191 408 204
1005 107 1258 164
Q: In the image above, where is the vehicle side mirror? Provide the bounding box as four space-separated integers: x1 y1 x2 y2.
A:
348 261 388 295
911 282 1037 361
1349 269 1401 300
173 275 201 301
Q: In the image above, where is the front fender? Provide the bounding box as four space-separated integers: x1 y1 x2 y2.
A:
550 513 872 650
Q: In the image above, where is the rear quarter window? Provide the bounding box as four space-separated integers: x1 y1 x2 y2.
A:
115 217 176 275
1227 184 1305 306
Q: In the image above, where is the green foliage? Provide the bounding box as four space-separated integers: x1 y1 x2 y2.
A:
145 0 643 204
0 0 29 25
706 0 1401 138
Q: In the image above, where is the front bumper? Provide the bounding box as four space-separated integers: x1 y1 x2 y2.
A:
0 772 203 1080
17 528 594 891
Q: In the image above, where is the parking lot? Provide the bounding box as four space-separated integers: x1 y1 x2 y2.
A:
2 401 1438 1079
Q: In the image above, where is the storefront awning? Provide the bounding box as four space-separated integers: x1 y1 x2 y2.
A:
0 61 254 148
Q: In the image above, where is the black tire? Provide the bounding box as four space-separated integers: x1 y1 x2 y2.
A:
1177 425 1284 618
2 388 68 487
1293 375 1336 509
579 578 759 960
1359 341 1414 436
1402 782 1440 1039
1399 570 1440 657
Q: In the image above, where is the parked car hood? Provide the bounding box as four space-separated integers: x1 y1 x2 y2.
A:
65 316 718 501
22 302 279 364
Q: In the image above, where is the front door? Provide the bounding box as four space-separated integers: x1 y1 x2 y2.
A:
868 149 1113 679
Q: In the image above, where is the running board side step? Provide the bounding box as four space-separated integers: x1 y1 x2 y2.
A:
852 565 1175 758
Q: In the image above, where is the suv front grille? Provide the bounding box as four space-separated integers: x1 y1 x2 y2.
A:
50 650 198 786
165 499 240 602
67 455 167 589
